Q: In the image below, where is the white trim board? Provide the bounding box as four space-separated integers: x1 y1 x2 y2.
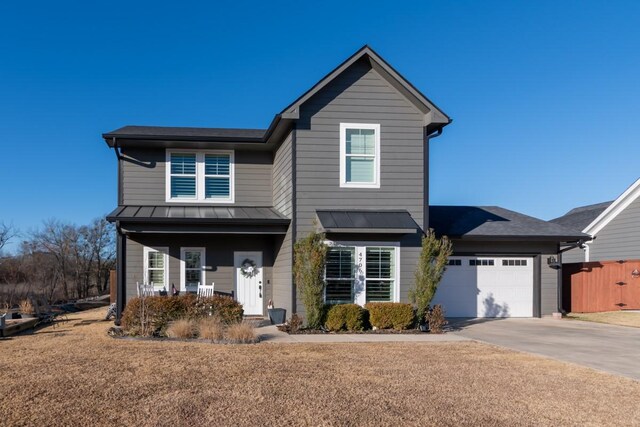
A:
583 177 640 236
339 123 381 189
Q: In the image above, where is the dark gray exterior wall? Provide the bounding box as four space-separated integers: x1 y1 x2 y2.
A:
124 233 276 313
561 246 585 263
588 196 640 261
293 58 426 313
120 148 273 206
271 132 294 313
451 240 560 316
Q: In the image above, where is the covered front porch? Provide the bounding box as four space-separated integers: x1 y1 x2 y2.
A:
107 205 292 321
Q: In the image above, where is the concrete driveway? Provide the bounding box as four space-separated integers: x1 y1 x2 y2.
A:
451 317 640 381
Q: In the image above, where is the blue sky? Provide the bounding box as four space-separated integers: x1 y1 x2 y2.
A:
1 1 639 251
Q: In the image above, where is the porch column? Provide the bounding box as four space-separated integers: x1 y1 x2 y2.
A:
115 225 127 325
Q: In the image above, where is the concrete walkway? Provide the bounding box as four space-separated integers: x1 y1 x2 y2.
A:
257 325 469 343
451 317 640 381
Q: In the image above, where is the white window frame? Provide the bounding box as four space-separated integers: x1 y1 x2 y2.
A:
339 123 381 189
180 247 206 292
143 246 169 291
165 149 235 203
324 241 400 305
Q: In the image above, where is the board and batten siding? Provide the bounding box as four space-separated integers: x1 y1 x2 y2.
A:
293 58 426 312
588 195 640 261
120 148 273 206
271 132 294 313
451 240 560 316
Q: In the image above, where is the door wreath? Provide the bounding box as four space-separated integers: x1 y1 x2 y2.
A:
240 258 259 278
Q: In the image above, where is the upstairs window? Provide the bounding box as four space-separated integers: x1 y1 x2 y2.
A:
339 123 380 188
166 150 234 203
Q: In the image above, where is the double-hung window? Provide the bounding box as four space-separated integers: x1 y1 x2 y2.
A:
365 247 396 303
325 244 398 305
166 150 234 202
339 123 380 188
144 247 168 291
325 247 355 304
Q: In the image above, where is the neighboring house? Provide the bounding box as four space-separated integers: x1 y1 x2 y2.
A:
105 45 586 321
551 177 640 264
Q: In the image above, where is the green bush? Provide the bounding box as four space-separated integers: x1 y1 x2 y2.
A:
325 304 367 332
121 294 243 336
365 302 415 330
293 230 328 329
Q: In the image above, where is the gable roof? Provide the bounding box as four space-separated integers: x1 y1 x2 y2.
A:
580 177 640 236
103 45 450 147
549 201 612 232
429 205 590 241
279 45 451 132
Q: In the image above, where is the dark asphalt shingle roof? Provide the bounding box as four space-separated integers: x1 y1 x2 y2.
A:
316 210 419 232
429 205 590 241
549 201 612 232
103 126 266 141
107 205 289 224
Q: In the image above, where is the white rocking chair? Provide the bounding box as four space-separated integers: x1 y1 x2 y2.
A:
198 282 215 298
137 282 155 297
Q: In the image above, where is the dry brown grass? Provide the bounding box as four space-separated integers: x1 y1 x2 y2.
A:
166 319 196 339
568 311 640 328
18 299 34 315
1 308 640 426
198 316 224 341
224 321 257 343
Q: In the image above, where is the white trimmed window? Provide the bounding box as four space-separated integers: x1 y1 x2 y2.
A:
143 247 169 291
166 150 234 203
339 123 380 188
325 244 399 305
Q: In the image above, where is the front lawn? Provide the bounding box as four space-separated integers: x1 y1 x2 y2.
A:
567 311 640 328
1 308 639 426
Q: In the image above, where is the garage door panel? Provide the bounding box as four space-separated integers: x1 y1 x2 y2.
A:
433 257 533 318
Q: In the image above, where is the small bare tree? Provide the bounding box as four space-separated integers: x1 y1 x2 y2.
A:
0 222 17 253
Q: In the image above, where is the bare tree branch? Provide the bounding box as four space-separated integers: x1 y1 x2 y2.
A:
0 222 18 252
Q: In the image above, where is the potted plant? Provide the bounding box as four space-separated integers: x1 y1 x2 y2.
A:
267 299 286 325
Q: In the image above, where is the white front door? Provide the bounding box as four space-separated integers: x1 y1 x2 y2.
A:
181 247 205 293
234 252 264 316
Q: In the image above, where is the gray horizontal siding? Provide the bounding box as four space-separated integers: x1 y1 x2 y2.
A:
293 59 425 314
589 195 640 261
561 246 586 263
121 149 273 206
271 132 294 314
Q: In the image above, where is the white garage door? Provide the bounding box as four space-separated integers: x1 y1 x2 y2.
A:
432 256 534 318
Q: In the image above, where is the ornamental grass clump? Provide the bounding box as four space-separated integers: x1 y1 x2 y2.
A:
409 229 453 324
225 322 258 343
198 316 225 342
293 230 328 329
166 319 197 339
19 299 35 316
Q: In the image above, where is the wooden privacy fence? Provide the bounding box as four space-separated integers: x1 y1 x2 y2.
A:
563 260 640 313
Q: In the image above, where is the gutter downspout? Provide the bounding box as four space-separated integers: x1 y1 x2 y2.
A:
423 126 444 234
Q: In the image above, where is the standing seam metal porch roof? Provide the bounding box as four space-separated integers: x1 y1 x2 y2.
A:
107 205 290 224
316 210 420 233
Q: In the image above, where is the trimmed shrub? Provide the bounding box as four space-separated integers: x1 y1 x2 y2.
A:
198 316 225 341
426 304 447 334
365 302 415 330
225 322 258 343
166 319 197 339
325 304 367 332
121 294 243 336
190 295 244 324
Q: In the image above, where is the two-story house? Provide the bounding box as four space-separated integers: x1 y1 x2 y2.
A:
105 46 587 322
